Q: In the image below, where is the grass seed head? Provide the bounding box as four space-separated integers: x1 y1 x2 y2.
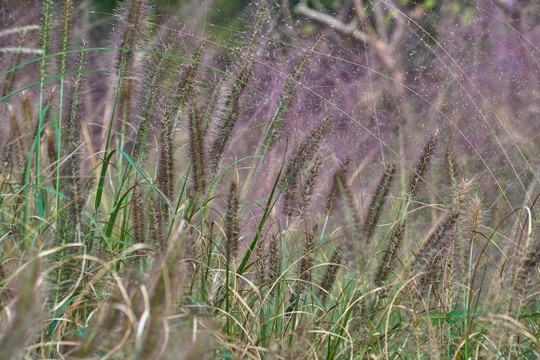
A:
57 0 73 78
264 33 324 148
188 101 206 196
408 133 438 200
375 220 406 287
318 245 342 303
364 161 396 241
225 181 240 266
38 0 53 80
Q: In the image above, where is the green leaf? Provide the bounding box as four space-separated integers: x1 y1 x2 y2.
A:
64 326 90 338
520 312 540 319
428 311 444 322
94 150 117 211
446 309 465 323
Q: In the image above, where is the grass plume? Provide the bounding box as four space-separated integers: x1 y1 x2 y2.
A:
207 6 267 177
318 245 342 303
188 101 206 196
57 0 73 78
375 220 406 287
38 0 53 81
282 117 330 217
408 133 438 200
225 181 240 266
59 41 87 234
411 211 459 285
364 162 396 241
132 41 171 161
264 33 324 148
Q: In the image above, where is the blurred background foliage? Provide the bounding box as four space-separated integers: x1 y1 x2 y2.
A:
86 0 539 44
86 0 539 47
88 0 456 34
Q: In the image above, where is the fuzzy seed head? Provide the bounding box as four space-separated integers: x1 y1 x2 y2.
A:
364 162 396 241
408 133 438 199
225 182 240 266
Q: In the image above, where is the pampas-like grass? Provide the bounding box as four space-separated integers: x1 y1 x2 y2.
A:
38 0 52 81
132 41 171 161
207 6 267 177
0 257 41 360
282 117 330 217
188 101 206 196
364 162 396 241
408 133 438 200
318 245 342 303
57 0 73 78
1 32 26 99
375 220 406 286
299 224 317 283
264 33 324 148
60 41 87 232
412 211 459 286
225 181 240 267
132 182 146 244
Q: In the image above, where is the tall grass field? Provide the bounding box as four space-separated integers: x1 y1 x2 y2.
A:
1 0 540 358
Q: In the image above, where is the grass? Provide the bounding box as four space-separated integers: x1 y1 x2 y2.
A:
1 0 540 359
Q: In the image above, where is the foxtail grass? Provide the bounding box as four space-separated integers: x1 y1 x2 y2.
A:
188 101 206 196
375 219 406 287
408 133 438 200
264 33 324 148
412 211 459 287
207 6 267 177
57 0 73 79
1 32 26 99
38 0 53 81
299 224 317 284
296 153 323 218
335 171 363 266
224 181 240 267
318 245 342 303
8 110 26 169
364 162 396 241
131 182 146 244
112 0 152 152
325 157 351 214
57 41 88 242
0 257 42 360
282 117 330 217
132 41 171 161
